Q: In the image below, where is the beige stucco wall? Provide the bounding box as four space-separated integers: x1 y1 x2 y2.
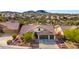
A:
54 25 64 35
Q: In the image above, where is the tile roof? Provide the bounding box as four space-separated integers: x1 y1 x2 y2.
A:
20 24 55 35
61 26 77 31
39 25 54 34
20 24 37 34
0 21 19 30
37 30 54 35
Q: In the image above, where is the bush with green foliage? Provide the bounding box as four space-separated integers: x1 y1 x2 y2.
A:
64 29 79 42
12 34 17 39
7 40 12 45
23 32 35 44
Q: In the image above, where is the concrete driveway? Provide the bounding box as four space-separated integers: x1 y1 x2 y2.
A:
0 33 13 46
39 39 59 49
0 36 12 46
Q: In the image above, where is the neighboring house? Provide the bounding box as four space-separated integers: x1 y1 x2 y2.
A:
61 26 78 31
0 21 19 33
20 24 55 40
0 24 6 33
54 25 78 36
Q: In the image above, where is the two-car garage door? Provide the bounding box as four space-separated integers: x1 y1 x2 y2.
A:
39 35 54 39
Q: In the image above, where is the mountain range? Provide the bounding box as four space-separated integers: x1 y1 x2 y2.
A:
23 10 48 13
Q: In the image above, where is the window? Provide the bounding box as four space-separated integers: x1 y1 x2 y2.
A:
50 35 54 39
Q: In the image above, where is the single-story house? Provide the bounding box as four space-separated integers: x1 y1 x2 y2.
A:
0 21 19 33
20 24 55 40
20 24 79 40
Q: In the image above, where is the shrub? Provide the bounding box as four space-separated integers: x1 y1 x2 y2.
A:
64 29 79 42
7 40 12 45
12 33 17 39
23 32 35 44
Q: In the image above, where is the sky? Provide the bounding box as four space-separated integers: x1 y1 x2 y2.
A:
47 10 79 14
0 0 79 14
